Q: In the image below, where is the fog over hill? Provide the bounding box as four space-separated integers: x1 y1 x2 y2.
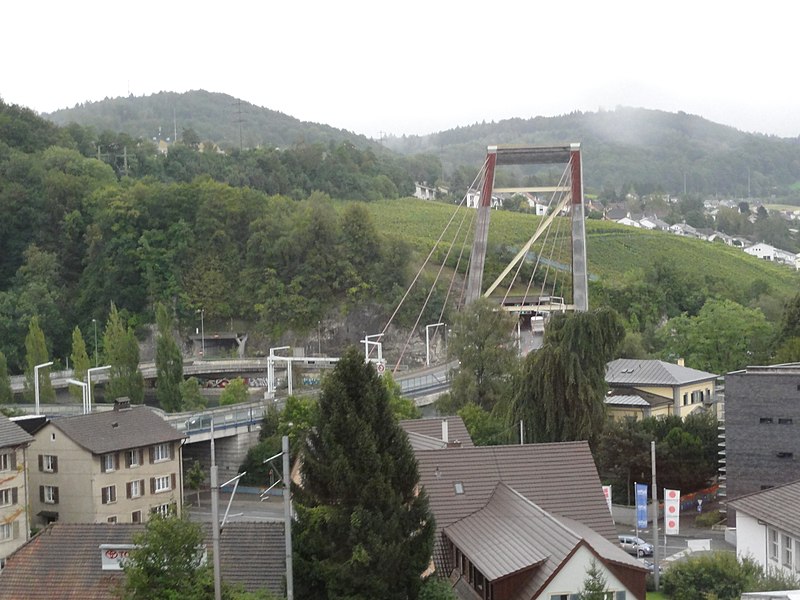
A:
46 93 800 199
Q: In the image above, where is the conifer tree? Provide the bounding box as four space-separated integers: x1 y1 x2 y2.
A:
69 326 90 402
0 351 12 404
103 304 144 404
155 303 183 412
294 346 434 600
24 316 55 403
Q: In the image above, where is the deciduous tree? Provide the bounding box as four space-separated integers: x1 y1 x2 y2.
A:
0 351 12 404
508 308 625 448
103 303 144 404
155 303 183 412
69 326 90 402
24 316 54 404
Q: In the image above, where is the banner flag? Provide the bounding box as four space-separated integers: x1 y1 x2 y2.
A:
664 488 681 535
635 483 648 529
602 485 612 514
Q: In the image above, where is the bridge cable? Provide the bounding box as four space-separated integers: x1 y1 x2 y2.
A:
378 158 489 366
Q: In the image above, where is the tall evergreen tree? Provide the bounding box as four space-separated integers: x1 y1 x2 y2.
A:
103 303 144 404
508 308 625 448
0 351 12 404
24 316 55 404
69 326 90 402
294 346 434 600
155 303 183 412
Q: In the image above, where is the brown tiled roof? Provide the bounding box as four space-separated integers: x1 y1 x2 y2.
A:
0 521 285 599
0 414 34 448
728 479 800 537
49 406 184 454
399 416 474 447
445 483 643 599
416 441 617 577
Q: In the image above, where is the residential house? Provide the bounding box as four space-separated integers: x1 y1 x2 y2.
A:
639 216 669 231
616 216 642 228
27 401 185 527
399 416 474 450
414 182 438 201
722 365 800 523
669 222 699 238
745 243 799 268
415 442 647 600
0 415 33 569
0 521 285 599
728 479 800 580
605 359 717 420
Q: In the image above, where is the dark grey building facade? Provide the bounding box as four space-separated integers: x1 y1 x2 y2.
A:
724 365 800 524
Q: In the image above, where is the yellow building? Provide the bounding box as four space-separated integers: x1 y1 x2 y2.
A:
605 358 717 421
27 400 185 527
0 415 33 569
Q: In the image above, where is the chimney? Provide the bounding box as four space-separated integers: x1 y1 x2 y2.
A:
441 419 449 443
113 398 132 412
677 358 685 367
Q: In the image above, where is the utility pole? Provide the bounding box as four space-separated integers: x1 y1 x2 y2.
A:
282 435 294 600
210 418 221 600
651 440 660 590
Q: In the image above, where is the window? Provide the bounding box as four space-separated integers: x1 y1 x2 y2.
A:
40 454 57 473
152 503 173 517
769 528 779 561
102 453 117 473
795 539 800 574
107 516 118 524
682 393 689 406
126 449 141 468
783 535 793 569
127 479 144 499
41 485 59 504
131 510 142 523
0 487 16 507
779 418 794 425
102 485 117 504
454 482 464 495
760 417 774 424
153 476 171 493
0 523 12 540
152 443 171 463
0 452 10 471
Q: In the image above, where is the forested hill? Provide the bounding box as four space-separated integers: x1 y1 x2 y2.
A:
45 90 379 151
383 107 800 200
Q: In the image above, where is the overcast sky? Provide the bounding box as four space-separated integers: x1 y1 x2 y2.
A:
3 1 798 139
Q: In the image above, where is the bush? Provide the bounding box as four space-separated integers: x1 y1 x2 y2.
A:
661 552 762 600
695 509 723 528
419 577 457 600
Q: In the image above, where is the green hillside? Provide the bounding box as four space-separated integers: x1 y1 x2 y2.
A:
363 198 800 303
45 90 379 152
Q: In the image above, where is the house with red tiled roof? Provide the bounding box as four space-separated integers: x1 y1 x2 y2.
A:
0 521 285 599
415 442 647 600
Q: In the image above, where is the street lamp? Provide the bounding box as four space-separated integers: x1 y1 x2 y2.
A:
362 334 383 363
34 361 54 416
425 322 445 367
67 378 89 414
87 365 111 413
92 318 98 367
196 309 205 358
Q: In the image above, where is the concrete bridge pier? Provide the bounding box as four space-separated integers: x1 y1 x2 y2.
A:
182 430 261 485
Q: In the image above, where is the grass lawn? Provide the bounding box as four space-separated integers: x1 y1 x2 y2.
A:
647 592 668 599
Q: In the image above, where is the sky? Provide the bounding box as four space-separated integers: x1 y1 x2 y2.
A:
3 1 799 139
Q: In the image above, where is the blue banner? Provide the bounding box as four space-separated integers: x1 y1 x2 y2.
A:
635 483 648 529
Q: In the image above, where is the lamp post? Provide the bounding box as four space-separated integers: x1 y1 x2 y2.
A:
425 322 445 367
87 365 111 413
268 346 291 396
362 334 383 363
92 318 98 368
196 309 205 358
34 361 53 416
67 378 89 414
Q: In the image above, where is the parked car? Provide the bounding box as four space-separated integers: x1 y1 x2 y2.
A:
618 534 654 557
